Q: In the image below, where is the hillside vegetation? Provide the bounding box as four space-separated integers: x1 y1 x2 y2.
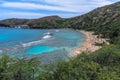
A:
0 1 120 80
0 43 120 80
0 2 120 39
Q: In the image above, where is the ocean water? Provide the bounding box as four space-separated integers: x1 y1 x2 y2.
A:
0 27 85 64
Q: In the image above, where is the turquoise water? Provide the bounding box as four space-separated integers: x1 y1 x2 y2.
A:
0 27 85 64
27 46 58 55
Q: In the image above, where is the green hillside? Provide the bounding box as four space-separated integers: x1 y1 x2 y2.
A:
0 1 120 80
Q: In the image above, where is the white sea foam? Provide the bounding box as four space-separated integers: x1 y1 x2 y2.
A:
22 40 43 47
42 35 52 39
22 34 53 47
42 32 53 39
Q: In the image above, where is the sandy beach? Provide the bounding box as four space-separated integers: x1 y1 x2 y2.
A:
72 30 108 57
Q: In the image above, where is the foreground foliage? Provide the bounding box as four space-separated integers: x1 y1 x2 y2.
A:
0 56 41 80
1 3 120 78
1 22 120 80
0 44 120 80
41 45 120 80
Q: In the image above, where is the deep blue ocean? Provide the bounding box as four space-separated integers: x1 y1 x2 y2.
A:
0 27 85 64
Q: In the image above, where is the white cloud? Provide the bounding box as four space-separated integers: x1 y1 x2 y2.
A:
0 0 119 19
42 0 113 11
0 9 83 20
1 0 115 13
0 11 79 20
1 2 78 12
0 11 47 19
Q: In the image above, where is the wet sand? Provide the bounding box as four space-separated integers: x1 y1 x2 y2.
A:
72 30 109 57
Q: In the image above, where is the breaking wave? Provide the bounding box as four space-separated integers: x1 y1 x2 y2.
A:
22 32 53 47
0 32 54 54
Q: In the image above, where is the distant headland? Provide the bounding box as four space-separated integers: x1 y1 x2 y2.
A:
0 1 120 30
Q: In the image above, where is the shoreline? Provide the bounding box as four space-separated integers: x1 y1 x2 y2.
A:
72 30 108 57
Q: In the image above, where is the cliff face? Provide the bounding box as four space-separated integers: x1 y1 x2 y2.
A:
0 1 120 29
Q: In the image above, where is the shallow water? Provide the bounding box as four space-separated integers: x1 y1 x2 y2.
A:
0 27 85 64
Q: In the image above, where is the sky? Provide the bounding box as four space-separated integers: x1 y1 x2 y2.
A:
0 0 119 20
